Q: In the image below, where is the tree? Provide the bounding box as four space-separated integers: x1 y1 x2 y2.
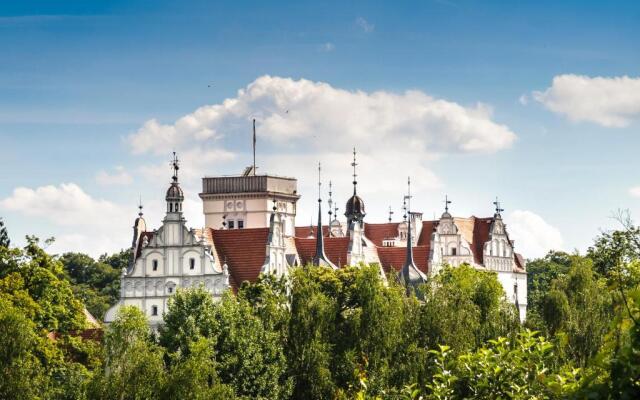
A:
0 217 9 248
89 306 165 400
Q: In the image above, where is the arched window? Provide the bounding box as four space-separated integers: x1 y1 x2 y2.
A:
189 258 195 270
152 259 158 271
169 203 173 212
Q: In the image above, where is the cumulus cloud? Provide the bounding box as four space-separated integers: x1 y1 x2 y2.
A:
506 210 564 258
629 186 640 198
96 166 133 185
0 183 125 228
128 75 516 157
532 74 640 127
356 17 375 33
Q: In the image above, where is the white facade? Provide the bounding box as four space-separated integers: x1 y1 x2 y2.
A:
105 168 230 327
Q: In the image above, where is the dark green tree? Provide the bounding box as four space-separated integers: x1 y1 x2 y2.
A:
0 217 9 248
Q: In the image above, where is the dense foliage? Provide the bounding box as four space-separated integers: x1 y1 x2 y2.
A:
1 219 640 399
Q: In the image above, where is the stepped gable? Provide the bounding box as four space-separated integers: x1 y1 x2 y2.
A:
211 227 269 290
377 245 429 275
294 236 350 267
364 222 400 246
295 225 330 238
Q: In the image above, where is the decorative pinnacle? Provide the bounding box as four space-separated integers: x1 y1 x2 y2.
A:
351 147 358 195
138 195 143 217
403 197 407 222
328 181 333 219
170 151 180 181
493 197 504 215
405 176 412 213
444 195 452 213
317 162 322 203
272 198 277 212
388 206 394 222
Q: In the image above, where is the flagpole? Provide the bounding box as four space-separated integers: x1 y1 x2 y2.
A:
252 118 256 176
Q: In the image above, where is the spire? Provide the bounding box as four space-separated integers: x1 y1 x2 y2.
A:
166 152 184 215
400 176 426 288
313 162 335 268
351 147 358 196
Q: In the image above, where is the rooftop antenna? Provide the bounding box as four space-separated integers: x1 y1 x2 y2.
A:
252 119 257 176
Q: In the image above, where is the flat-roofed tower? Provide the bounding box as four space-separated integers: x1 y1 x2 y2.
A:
200 167 300 236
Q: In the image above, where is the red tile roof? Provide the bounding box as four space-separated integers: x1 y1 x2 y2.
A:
294 236 350 267
471 217 492 264
377 246 430 275
295 225 330 238
210 227 269 290
364 223 400 246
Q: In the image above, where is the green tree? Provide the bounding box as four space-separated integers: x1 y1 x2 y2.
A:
90 306 165 400
0 217 9 248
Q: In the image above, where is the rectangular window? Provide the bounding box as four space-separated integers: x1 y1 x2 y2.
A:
228 220 235 229
151 305 158 316
238 220 244 229
152 260 158 271
189 258 195 270
168 287 173 294
451 248 457 256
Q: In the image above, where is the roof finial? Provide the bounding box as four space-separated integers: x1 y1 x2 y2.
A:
400 175 426 288
328 180 333 220
272 197 277 213
444 194 451 213
334 204 339 220
493 196 504 216
406 177 412 213
138 195 143 217
388 206 394 222
170 151 180 182
403 197 407 222
351 147 358 196
313 161 336 268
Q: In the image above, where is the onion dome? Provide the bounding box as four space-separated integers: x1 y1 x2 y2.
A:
345 194 366 220
166 181 184 201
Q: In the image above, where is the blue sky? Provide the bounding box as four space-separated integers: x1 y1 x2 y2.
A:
1 0 639 257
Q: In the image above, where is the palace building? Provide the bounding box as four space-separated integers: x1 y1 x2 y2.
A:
105 150 527 326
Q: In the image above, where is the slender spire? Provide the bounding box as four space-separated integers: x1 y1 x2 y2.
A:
313 162 335 268
400 176 426 288
351 147 358 196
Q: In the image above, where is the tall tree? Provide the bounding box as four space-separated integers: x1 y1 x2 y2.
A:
0 218 9 248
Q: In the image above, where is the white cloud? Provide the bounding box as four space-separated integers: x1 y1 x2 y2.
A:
506 210 564 258
128 75 516 156
518 94 528 105
0 183 134 256
532 74 640 127
356 17 375 33
319 42 335 52
629 186 640 198
96 166 133 185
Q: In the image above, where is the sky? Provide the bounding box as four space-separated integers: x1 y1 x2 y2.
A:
0 0 639 258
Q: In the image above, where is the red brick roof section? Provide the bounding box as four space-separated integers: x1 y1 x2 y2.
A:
211 227 269 290
514 253 526 272
471 217 492 264
417 221 436 246
364 222 400 246
135 232 155 258
377 246 430 275
294 225 330 238
294 236 350 268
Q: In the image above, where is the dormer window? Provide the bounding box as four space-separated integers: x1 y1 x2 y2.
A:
228 220 235 229
238 220 244 229
152 260 158 271
189 258 195 270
